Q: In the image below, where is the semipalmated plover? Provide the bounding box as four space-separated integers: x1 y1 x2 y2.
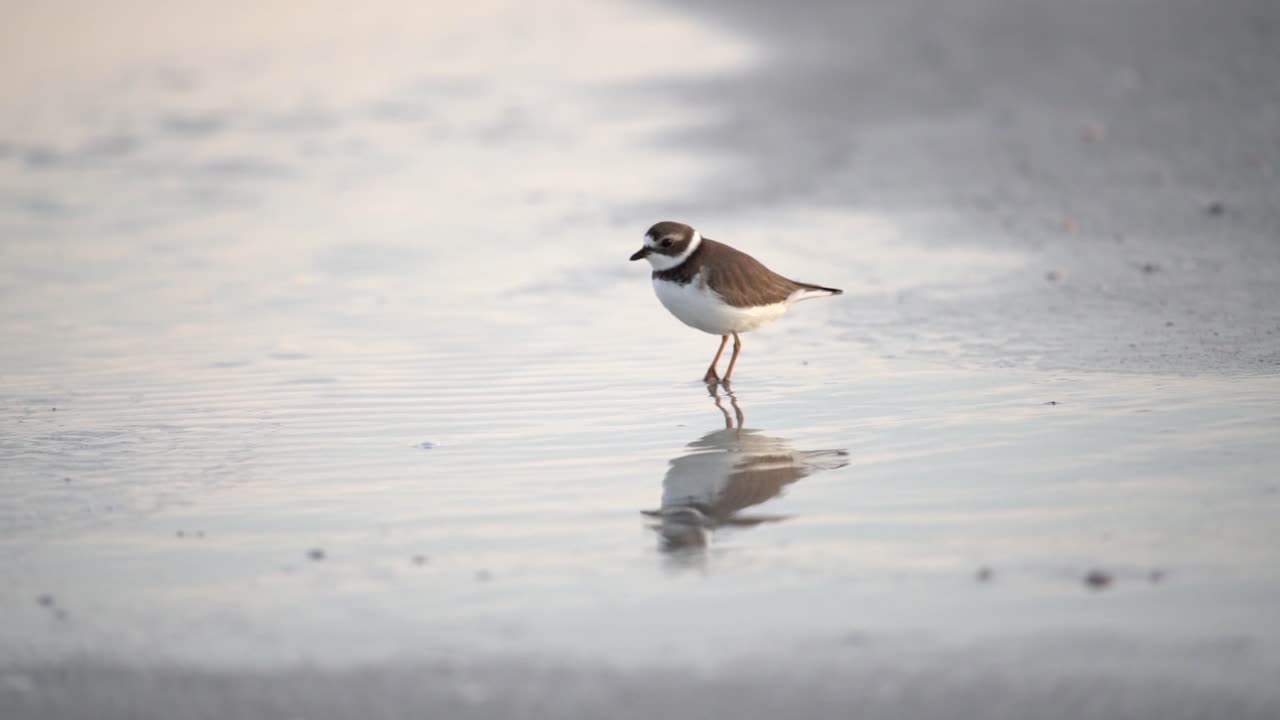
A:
630 221 842 384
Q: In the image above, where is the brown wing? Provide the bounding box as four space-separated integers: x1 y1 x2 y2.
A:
699 239 808 307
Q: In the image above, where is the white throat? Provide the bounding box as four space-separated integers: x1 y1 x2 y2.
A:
645 231 702 271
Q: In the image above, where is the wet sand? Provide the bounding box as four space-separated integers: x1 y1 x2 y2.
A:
3 0 1280 718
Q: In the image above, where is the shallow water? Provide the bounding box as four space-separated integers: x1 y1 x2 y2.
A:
2 0 1279 681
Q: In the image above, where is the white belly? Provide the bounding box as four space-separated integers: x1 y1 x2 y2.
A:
653 274 789 335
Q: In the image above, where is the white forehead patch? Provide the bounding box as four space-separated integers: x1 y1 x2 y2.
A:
644 230 702 271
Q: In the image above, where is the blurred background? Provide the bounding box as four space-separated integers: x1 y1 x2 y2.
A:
2 1 1278 718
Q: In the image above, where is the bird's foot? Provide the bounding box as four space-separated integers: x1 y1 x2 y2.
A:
703 370 720 385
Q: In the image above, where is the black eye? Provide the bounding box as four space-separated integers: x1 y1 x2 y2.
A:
660 238 673 248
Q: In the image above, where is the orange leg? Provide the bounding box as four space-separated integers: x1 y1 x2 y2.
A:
722 333 743 384
704 335 729 384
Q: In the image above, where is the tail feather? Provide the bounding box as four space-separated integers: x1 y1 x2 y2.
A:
788 281 842 302
799 282 842 295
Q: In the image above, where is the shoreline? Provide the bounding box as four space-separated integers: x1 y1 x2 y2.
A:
2 0 1279 717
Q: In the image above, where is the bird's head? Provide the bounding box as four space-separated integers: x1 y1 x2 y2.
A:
630 221 702 270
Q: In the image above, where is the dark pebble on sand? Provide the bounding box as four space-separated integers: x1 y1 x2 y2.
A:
307 548 326 561
842 632 869 647
1084 569 1113 590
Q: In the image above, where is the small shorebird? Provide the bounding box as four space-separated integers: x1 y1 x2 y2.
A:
630 221 842 384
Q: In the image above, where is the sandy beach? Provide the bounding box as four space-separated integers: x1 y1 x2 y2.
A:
2 0 1278 718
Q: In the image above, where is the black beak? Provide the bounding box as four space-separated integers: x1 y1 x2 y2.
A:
629 247 650 261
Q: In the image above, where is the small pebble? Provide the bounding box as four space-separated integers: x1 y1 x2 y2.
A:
1084 569 1113 590
307 548 326 561
842 632 869 647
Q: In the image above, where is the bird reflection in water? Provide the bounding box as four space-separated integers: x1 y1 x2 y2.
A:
642 387 848 560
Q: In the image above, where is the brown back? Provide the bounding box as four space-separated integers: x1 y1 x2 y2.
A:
654 237 834 307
